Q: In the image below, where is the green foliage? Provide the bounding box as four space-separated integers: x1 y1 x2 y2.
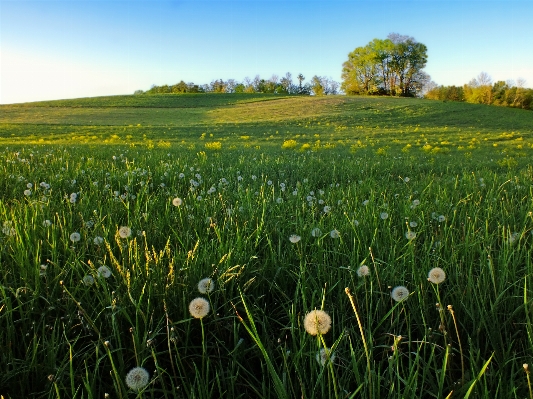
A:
342 33 429 97
425 73 533 111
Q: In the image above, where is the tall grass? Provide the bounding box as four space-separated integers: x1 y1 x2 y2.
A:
1 143 532 398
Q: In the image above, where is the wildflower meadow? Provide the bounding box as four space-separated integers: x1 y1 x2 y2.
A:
1 94 533 398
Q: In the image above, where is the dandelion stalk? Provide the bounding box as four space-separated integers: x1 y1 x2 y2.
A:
345 287 371 396
447 305 464 386
524 364 533 399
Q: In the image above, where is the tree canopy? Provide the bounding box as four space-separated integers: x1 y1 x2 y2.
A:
341 33 429 97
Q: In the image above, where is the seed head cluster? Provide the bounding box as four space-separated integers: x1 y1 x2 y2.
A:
189 297 210 319
303 309 331 336
428 267 446 284
125 366 149 392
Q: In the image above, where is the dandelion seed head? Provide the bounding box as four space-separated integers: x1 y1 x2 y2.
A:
380 212 389 220
189 297 210 318
405 231 416 240
289 234 301 243
428 267 446 284
118 226 132 239
311 227 322 237
125 367 150 392
70 232 81 242
438 215 446 222
97 266 112 278
43 219 52 227
391 286 409 302
93 236 104 245
356 265 370 277
409 221 418 228
303 310 331 335
83 275 94 286
24 189 32 196
316 348 336 366
198 278 215 294
172 197 183 206
330 229 340 239
323 205 331 213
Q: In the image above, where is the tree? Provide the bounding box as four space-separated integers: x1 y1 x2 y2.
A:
297 74 305 93
464 72 493 104
311 76 325 96
341 45 378 94
341 33 429 97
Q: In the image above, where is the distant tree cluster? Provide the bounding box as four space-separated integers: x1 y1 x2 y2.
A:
341 33 430 97
136 73 340 96
425 72 532 110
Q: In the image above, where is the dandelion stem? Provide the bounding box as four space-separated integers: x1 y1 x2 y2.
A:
345 287 371 397
368 247 383 293
448 305 465 386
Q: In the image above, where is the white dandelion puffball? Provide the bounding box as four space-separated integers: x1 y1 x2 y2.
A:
311 227 322 237
189 297 210 318
118 226 132 239
70 232 81 242
323 205 331 213
363 200 369 206
330 229 340 239
412 199 420 207
404 177 410 183
24 189 32 196
405 231 416 240
83 275 95 286
93 236 104 245
198 278 215 294
304 310 332 335
438 215 446 222
43 220 52 227
428 267 446 284
289 234 301 243
409 221 418 228
97 266 112 278
172 197 183 206
125 367 150 392
356 265 370 277
380 212 389 220
391 286 410 302
316 348 336 366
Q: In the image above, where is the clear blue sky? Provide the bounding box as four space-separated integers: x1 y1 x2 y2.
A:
1 0 532 104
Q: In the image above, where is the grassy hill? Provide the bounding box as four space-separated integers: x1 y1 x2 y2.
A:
1 94 531 154
1 94 533 398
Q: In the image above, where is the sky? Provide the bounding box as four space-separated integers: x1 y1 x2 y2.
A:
1 0 532 104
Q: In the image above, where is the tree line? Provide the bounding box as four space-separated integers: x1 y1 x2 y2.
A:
136 73 340 96
424 72 532 110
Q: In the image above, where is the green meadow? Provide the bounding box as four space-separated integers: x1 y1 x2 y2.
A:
1 94 533 398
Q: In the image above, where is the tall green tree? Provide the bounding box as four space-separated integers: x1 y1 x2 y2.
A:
341 33 429 97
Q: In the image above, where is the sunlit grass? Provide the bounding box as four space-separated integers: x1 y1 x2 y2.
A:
0 94 532 398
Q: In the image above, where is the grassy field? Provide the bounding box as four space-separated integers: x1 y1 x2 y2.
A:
1 94 533 398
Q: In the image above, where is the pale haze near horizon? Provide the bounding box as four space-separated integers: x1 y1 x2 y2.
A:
1 0 532 104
